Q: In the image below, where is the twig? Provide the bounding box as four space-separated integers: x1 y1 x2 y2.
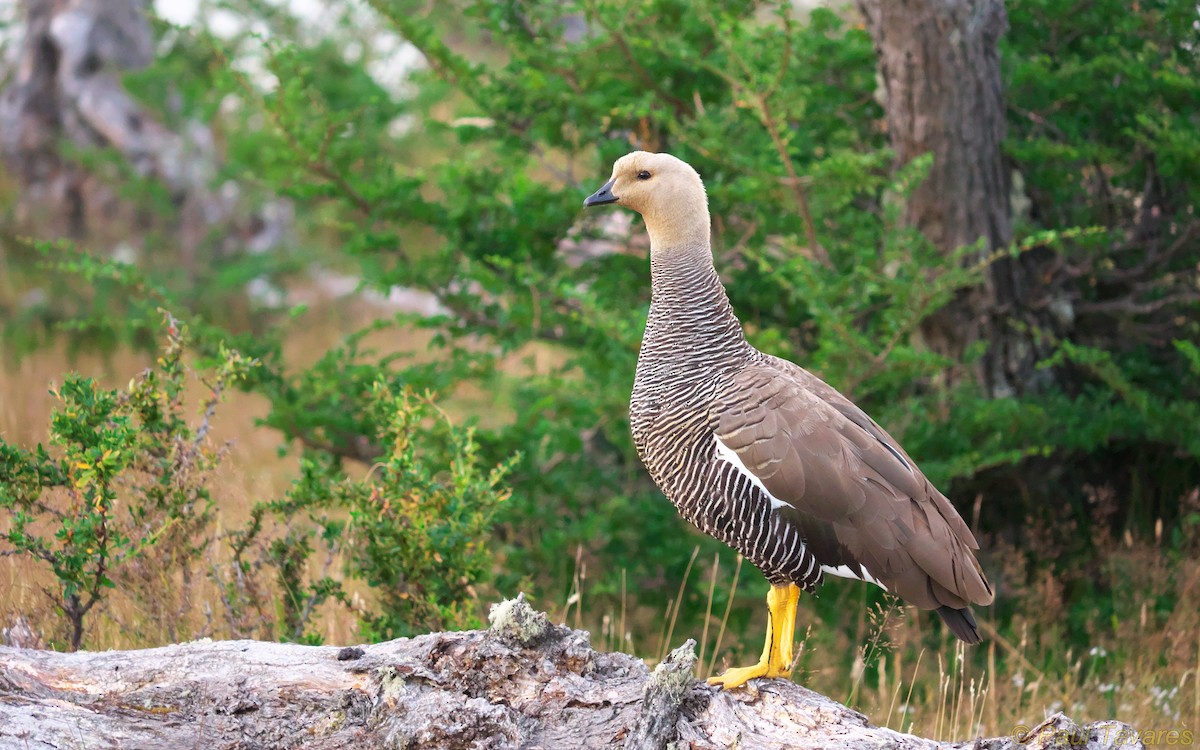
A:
584 1 692 119
1073 289 1200 317
693 9 829 267
706 553 743 677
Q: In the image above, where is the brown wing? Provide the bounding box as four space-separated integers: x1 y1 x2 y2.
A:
713 365 994 615
765 353 982 550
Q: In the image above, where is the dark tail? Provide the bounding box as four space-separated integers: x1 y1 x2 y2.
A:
937 606 981 644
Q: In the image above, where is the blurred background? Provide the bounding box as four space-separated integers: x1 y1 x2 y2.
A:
0 0 1197 740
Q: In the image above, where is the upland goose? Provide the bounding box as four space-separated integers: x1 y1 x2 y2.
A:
583 152 994 689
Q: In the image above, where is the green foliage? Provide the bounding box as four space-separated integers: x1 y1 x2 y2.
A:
237 0 1195 644
347 384 515 638
201 0 920 606
0 313 256 649
0 297 512 646
3 0 1198 663
231 383 515 642
1005 0 1200 226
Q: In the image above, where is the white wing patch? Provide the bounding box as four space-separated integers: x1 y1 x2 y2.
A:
713 435 794 511
713 435 890 593
821 564 889 592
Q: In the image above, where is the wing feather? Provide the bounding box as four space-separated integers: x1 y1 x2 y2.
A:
713 364 993 610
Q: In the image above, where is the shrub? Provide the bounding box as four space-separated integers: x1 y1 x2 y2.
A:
0 312 255 649
0 305 516 647
251 382 516 642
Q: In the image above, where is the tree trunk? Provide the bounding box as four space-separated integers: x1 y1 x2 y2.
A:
0 596 1143 750
857 0 1059 397
2 0 152 238
0 0 284 265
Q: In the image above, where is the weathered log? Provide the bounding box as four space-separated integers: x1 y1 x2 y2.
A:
623 639 696 750
0 597 1142 750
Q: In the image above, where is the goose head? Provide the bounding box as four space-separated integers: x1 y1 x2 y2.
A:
584 151 711 250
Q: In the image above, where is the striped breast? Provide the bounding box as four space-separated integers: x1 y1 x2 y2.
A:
630 360 830 592
698 433 826 589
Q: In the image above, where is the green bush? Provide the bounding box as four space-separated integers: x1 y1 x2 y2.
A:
0 313 255 649
257 382 516 642
0 309 515 647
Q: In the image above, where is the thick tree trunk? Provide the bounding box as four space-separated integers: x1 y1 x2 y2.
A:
0 597 1143 749
857 0 1059 397
0 0 284 265
2 0 157 238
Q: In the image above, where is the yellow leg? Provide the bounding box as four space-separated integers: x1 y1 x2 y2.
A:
707 583 801 689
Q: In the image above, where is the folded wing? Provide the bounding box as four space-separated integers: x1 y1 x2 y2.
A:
712 365 994 624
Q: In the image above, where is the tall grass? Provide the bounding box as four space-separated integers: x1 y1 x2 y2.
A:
609 532 1200 739
580 513 1199 741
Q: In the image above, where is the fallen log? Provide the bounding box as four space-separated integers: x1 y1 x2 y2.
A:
0 596 1142 750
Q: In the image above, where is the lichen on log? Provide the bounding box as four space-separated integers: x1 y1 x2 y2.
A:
0 597 1144 750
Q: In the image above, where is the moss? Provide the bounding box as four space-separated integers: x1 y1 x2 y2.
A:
648 640 696 703
487 593 548 646
318 710 346 735
376 666 407 703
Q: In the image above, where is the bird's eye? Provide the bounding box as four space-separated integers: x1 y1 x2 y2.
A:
637 170 652 181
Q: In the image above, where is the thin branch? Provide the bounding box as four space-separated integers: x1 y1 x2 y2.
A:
1007 103 1068 141
757 92 829 267
693 8 828 268
1073 289 1200 317
762 3 793 102
584 1 692 119
224 57 378 219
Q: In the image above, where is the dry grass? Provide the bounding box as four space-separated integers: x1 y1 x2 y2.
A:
0 296 393 649
2 295 1197 743
602 531 1200 742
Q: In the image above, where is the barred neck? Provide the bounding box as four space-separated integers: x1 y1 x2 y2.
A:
642 243 749 372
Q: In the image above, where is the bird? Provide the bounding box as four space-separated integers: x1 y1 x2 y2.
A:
582 151 994 690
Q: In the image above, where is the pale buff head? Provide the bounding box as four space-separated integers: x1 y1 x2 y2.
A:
583 151 711 250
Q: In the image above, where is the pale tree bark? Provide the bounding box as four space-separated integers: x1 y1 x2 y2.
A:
0 597 1143 750
857 0 1060 397
0 0 286 266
